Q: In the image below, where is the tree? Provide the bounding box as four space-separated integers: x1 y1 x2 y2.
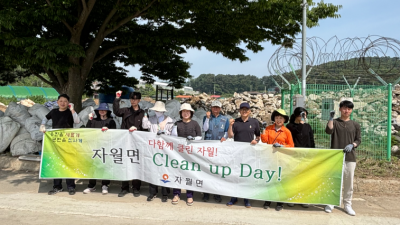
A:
0 0 341 111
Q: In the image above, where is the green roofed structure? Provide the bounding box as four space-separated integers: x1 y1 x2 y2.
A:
0 85 59 99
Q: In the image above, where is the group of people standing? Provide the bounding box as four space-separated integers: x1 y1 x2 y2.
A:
39 91 361 216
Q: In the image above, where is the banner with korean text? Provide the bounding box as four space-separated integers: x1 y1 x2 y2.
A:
40 129 344 205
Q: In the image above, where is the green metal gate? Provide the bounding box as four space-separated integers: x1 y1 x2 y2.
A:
281 83 392 161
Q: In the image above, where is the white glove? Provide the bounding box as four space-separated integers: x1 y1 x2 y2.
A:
116 90 122 98
88 113 94 120
129 126 137 132
101 127 108 132
68 103 74 111
40 125 46 133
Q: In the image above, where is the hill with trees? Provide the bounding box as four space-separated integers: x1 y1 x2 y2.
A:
187 57 400 95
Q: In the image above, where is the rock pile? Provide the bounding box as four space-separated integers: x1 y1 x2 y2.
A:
184 92 281 125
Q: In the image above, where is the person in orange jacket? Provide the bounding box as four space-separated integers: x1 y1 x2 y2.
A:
261 108 294 211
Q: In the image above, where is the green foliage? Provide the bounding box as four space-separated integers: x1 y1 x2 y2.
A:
27 95 47 104
391 135 400 148
139 84 156 97
0 0 342 112
0 96 17 105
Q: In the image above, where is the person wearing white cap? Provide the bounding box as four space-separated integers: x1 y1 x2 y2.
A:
142 101 175 202
201 100 229 203
170 103 202 206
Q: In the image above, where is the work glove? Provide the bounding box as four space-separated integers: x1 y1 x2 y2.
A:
129 126 137 132
116 90 122 98
329 110 335 121
187 136 195 141
101 127 108 132
39 125 46 133
157 130 165 135
273 143 283 148
262 122 267 128
343 144 354 153
88 113 94 120
68 103 74 111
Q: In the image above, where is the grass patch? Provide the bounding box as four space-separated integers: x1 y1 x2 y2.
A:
355 156 400 179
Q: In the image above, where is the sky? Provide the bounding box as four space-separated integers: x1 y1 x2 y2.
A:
122 0 400 81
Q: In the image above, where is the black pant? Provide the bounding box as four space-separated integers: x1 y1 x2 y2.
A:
53 179 75 190
88 180 110 188
149 183 170 196
121 179 141 191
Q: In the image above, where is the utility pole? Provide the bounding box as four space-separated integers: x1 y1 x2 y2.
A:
213 75 215 95
301 0 307 98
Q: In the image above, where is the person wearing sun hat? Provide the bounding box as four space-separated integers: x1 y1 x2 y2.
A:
261 108 294 211
142 101 175 202
170 103 202 206
83 103 117 195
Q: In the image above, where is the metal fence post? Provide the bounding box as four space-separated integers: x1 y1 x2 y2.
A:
290 84 294 115
350 89 354 120
387 84 392 161
281 88 285 110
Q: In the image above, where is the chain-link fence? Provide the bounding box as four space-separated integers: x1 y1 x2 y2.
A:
281 83 391 160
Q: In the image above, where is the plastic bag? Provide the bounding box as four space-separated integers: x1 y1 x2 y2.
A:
10 133 41 156
0 116 20 153
4 102 31 127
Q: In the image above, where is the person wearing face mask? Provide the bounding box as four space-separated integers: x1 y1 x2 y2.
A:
142 101 175 202
170 103 202 206
285 107 315 208
83 103 116 195
261 109 294 211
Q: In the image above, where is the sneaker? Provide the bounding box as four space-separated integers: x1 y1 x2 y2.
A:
118 189 129 197
102 185 108 195
301 204 310 208
214 195 222 203
48 188 63 195
344 205 356 216
68 188 76 195
276 203 284 211
83 187 95 194
324 205 333 213
263 201 271 209
132 189 140 197
147 194 157 201
287 203 295 207
162 195 168 202
226 197 238 206
244 199 251 208
202 193 209 202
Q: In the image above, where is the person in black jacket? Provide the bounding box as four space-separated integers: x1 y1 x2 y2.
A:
83 103 116 195
286 107 315 148
113 91 145 197
286 107 315 209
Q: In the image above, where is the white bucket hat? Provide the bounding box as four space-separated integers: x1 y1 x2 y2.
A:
149 101 167 112
211 100 222 108
179 103 194 112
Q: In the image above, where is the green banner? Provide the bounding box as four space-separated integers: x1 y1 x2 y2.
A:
40 129 344 205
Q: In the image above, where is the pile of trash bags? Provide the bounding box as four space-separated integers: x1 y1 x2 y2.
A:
0 98 208 157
